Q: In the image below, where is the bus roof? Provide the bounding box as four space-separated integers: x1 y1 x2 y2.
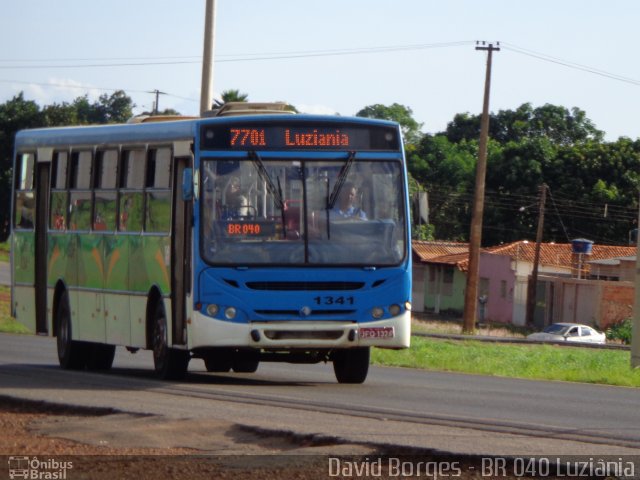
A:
14 119 199 149
14 114 399 150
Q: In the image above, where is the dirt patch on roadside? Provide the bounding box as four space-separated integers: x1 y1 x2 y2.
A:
2 396 540 479
0 396 373 479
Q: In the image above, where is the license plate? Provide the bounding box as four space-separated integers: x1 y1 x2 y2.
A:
359 327 395 339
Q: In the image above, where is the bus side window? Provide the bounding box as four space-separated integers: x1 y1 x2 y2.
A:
93 150 118 231
118 149 145 232
50 152 68 231
13 153 35 229
145 147 172 233
68 151 93 231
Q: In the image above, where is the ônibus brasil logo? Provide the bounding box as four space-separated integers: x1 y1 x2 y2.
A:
8 456 73 479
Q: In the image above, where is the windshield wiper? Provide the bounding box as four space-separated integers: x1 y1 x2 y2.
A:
250 151 287 237
327 151 356 210
250 151 284 210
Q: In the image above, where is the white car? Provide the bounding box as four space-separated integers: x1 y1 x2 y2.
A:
527 323 606 344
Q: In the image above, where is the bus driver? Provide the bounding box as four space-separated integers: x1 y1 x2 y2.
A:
331 181 367 220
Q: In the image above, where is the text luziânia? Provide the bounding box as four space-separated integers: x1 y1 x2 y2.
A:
285 129 350 147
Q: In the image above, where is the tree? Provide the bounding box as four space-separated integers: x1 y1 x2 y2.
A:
408 134 480 240
482 138 555 245
356 103 423 145
221 89 249 103
141 108 182 116
418 102 638 246
408 173 435 240
100 90 134 123
445 103 604 146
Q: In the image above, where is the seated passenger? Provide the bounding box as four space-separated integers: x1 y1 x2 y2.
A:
224 176 250 218
330 181 367 220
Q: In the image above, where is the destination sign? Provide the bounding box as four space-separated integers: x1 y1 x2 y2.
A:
201 123 400 151
220 220 277 238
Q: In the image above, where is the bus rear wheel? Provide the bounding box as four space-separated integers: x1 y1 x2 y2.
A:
151 300 189 380
332 347 370 384
56 291 89 370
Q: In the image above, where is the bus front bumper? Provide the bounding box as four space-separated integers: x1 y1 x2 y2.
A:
188 311 411 350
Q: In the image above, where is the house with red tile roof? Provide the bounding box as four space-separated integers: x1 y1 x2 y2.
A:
412 240 637 326
411 241 468 314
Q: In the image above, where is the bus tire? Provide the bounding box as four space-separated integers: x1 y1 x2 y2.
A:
56 291 88 370
232 349 260 373
204 348 233 372
86 344 116 371
332 347 370 384
151 300 189 380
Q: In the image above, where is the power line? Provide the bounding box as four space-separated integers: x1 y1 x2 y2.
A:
0 41 474 70
0 78 199 103
502 42 640 87
2 40 636 91
426 185 638 229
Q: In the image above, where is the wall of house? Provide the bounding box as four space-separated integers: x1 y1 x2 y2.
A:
599 282 634 329
512 276 529 326
424 265 466 315
542 276 634 329
511 261 575 326
619 260 636 282
479 253 514 324
557 281 600 325
412 265 426 312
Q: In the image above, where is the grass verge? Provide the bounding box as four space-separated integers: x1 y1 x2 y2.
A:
0 286 29 334
0 241 8 263
372 336 640 387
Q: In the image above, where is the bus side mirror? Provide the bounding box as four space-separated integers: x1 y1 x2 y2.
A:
182 168 193 201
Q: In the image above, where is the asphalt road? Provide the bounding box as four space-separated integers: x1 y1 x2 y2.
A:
1 333 640 457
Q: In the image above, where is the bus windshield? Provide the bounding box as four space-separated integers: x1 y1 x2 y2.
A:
201 157 406 266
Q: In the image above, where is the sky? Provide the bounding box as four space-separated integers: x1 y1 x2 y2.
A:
1 0 639 141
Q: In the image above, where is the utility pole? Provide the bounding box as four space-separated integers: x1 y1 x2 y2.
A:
632 192 640 368
200 0 217 115
525 183 547 327
151 89 166 115
462 41 500 334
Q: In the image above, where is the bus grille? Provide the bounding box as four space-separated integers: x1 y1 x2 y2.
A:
245 281 364 291
263 330 345 341
254 309 356 317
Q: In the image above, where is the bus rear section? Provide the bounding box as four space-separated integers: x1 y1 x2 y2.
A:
188 118 412 383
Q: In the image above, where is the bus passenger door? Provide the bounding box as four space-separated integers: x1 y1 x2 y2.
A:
171 154 192 345
34 161 50 334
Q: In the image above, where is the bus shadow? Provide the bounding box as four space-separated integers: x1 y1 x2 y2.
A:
0 363 330 391
113 366 322 387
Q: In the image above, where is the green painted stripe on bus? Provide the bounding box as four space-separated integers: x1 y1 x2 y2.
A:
13 231 35 284
47 232 171 294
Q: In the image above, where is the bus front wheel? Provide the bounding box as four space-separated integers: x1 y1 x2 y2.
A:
56 291 89 370
332 347 370 384
151 300 189 380
204 348 233 372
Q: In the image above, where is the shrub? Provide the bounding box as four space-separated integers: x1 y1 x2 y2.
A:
606 318 633 345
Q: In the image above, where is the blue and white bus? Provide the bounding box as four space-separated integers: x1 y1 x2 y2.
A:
11 103 411 383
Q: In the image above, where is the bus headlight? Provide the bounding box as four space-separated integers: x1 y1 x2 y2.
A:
224 307 237 320
389 304 401 316
372 307 384 319
206 304 219 317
